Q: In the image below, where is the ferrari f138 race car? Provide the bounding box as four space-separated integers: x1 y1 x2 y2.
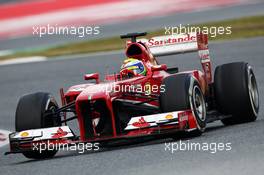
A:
6 32 259 159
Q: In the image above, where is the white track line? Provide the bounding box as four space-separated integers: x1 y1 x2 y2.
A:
0 50 14 57
0 129 11 148
0 56 47 66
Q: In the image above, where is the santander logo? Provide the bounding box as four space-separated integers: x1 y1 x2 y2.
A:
132 117 150 128
144 34 196 47
52 127 68 138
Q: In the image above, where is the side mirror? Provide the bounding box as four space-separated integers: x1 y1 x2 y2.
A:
151 64 167 72
84 73 99 84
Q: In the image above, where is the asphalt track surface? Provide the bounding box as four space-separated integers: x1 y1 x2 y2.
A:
0 37 263 175
1 1 264 51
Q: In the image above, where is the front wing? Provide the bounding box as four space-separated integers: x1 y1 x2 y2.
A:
6 110 198 155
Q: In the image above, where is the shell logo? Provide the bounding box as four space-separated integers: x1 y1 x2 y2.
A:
20 131 29 137
165 114 173 120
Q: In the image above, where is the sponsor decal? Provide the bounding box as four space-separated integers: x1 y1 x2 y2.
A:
165 114 174 120
144 82 151 95
125 112 182 130
20 131 29 137
141 34 196 47
132 117 150 128
199 49 210 63
51 127 68 139
11 126 74 141
178 112 188 122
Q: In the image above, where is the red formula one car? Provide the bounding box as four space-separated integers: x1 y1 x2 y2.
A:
6 32 259 159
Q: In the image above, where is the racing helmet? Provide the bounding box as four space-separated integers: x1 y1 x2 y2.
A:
120 58 147 77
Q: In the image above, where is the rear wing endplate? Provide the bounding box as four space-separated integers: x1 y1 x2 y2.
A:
137 32 212 83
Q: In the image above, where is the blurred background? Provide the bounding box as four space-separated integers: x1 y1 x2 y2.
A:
0 0 263 52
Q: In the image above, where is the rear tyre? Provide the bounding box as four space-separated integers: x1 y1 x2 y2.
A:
160 74 206 137
214 62 259 125
16 92 60 159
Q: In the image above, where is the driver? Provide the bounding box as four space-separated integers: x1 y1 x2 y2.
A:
120 58 147 78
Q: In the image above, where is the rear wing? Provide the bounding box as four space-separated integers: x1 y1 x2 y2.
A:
137 32 212 83
137 32 198 56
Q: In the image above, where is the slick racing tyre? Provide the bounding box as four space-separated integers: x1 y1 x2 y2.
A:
214 62 259 125
16 92 61 159
160 74 207 136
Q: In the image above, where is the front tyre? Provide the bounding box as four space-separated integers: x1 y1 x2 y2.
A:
160 74 207 136
214 62 259 125
16 92 60 159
